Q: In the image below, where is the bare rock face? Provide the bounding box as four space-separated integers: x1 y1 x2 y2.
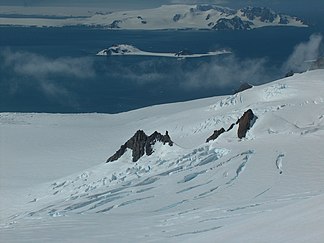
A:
213 16 253 30
206 109 256 142
237 109 255 139
107 130 173 163
285 70 294 78
206 128 225 142
234 83 253 94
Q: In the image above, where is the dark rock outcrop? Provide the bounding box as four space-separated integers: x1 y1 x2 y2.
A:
107 130 173 163
279 16 289 24
175 49 192 56
285 70 294 77
206 128 225 142
108 20 122 29
241 7 277 22
173 14 182 22
206 109 256 142
237 109 255 139
234 82 253 94
213 16 253 30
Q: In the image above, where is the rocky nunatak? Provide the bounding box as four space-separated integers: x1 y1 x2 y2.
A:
233 83 253 94
107 130 173 163
206 109 256 142
237 109 255 139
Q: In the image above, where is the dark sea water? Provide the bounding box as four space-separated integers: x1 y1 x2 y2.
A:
0 25 323 113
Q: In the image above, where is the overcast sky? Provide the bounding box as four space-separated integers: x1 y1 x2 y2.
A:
0 0 323 16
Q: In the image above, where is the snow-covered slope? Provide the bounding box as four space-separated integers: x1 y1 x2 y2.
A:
0 70 323 242
0 4 306 30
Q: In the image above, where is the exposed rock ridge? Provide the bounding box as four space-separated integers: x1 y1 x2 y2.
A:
213 16 253 30
234 83 253 94
206 109 256 142
107 130 173 163
237 109 255 139
206 128 226 143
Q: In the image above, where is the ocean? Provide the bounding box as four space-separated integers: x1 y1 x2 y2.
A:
0 25 323 113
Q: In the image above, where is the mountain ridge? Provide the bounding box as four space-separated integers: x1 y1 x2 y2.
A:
0 4 307 30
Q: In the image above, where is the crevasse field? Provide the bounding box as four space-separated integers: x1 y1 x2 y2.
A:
1 70 324 242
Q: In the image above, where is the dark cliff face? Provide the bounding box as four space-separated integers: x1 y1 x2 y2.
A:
237 109 255 139
241 7 278 22
107 130 173 163
213 16 252 30
206 109 256 142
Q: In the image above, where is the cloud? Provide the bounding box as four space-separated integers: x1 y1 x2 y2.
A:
2 49 94 79
109 59 167 85
108 54 272 92
283 34 323 73
99 34 324 94
180 55 269 89
0 49 95 105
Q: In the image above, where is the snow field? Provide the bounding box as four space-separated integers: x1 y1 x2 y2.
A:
1 70 324 242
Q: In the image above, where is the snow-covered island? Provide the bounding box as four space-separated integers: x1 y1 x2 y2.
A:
1 69 324 242
96 44 231 58
0 4 307 30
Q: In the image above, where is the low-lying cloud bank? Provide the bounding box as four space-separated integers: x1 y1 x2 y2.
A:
2 49 95 79
114 33 323 90
283 34 323 73
0 49 95 102
107 54 271 91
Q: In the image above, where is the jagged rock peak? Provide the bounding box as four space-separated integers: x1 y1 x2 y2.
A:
237 109 256 139
107 130 173 163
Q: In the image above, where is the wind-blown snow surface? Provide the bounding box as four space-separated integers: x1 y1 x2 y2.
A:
1 70 324 242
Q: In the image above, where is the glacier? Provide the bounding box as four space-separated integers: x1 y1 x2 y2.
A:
0 70 324 242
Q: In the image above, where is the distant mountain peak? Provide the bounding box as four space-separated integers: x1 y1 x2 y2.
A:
87 4 306 30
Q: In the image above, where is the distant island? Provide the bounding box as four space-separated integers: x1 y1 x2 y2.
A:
0 5 307 30
96 44 231 58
